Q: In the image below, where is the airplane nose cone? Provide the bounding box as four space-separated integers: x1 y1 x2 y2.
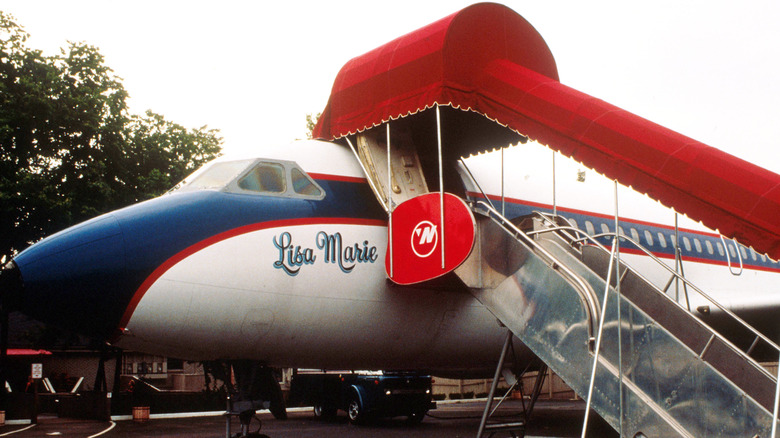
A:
10 213 128 339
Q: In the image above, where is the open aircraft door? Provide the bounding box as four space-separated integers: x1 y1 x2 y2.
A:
345 114 476 285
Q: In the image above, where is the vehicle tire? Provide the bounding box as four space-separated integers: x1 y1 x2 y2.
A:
347 394 366 425
313 402 337 420
407 410 426 424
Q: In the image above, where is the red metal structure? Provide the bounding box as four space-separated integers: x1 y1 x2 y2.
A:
314 2 780 260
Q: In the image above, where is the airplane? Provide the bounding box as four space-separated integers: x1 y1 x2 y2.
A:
2 2 780 436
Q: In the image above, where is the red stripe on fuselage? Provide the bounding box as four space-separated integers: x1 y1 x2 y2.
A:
309 173 367 183
115 217 386 337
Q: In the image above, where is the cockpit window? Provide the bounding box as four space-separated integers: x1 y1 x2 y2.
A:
171 157 325 200
291 168 322 196
238 163 286 193
184 160 255 190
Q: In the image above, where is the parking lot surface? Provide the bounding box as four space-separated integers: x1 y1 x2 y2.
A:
0 399 617 437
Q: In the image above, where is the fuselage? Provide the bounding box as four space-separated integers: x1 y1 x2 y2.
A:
9 140 511 374
9 139 780 373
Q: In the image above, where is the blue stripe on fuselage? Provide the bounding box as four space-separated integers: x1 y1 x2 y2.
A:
13 178 385 339
478 194 780 272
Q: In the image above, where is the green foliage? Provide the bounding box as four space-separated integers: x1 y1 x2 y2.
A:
305 112 320 139
0 11 223 261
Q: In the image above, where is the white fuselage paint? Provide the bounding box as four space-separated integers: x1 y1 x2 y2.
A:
119 223 506 370
117 139 780 370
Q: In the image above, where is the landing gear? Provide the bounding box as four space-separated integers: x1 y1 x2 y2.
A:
476 330 546 438
225 361 287 438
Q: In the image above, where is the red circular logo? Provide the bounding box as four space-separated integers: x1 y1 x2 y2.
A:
411 220 438 258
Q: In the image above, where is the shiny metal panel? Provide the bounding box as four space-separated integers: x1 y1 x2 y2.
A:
465 215 776 437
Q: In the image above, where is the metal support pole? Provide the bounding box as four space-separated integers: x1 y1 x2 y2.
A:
772 351 780 438
477 330 513 438
501 147 506 217
552 151 557 216
436 104 445 269
674 212 680 302
387 124 393 277
614 181 624 437
581 244 618 438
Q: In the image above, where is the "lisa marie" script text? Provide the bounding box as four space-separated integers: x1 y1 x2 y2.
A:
273 231 378 276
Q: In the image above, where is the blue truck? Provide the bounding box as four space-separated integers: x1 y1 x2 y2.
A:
288 370 436 424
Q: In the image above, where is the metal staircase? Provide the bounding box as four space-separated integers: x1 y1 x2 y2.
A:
456 201 780 437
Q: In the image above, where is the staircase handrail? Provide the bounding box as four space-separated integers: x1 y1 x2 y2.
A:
473 200 601 343
529 211 780 369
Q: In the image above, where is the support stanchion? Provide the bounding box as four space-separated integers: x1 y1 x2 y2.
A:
476 330 513 438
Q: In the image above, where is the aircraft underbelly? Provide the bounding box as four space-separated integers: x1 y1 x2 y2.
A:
117 222 509 370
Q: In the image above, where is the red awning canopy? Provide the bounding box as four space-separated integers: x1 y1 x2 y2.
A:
8 349 52 356
313 2 780 259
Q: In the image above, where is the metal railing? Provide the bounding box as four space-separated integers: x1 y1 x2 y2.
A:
528 211 780 373
472 200 601 345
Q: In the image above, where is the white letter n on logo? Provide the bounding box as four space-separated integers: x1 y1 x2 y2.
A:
417 225 436 245
411 221 438 258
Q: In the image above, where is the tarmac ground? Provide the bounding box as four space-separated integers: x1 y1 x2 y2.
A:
0 399 617 438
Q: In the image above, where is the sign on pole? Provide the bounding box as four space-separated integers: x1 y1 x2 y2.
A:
31 363 42 379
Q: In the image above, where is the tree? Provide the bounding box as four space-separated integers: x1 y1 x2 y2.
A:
0 12 223 262
305 112 320 139
123 111 223 202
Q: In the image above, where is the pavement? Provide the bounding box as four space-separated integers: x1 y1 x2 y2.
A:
0 399 617 438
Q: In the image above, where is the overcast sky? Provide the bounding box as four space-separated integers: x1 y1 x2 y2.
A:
4 1 780 172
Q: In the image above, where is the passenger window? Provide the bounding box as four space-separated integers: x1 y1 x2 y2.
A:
728 245 737 259
761 254 767 262
705 240 714 255
630 228 640 243
239 163 286 193
669 234 677 248
749 249 757 261
716 242 725 256
600 223 610 235
585 221 595 236
568 218 578 230
682 237 691 252
693 238 702 253
291 168 322 196
740 246 748 259
643 230 654 246
657 232 667 248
